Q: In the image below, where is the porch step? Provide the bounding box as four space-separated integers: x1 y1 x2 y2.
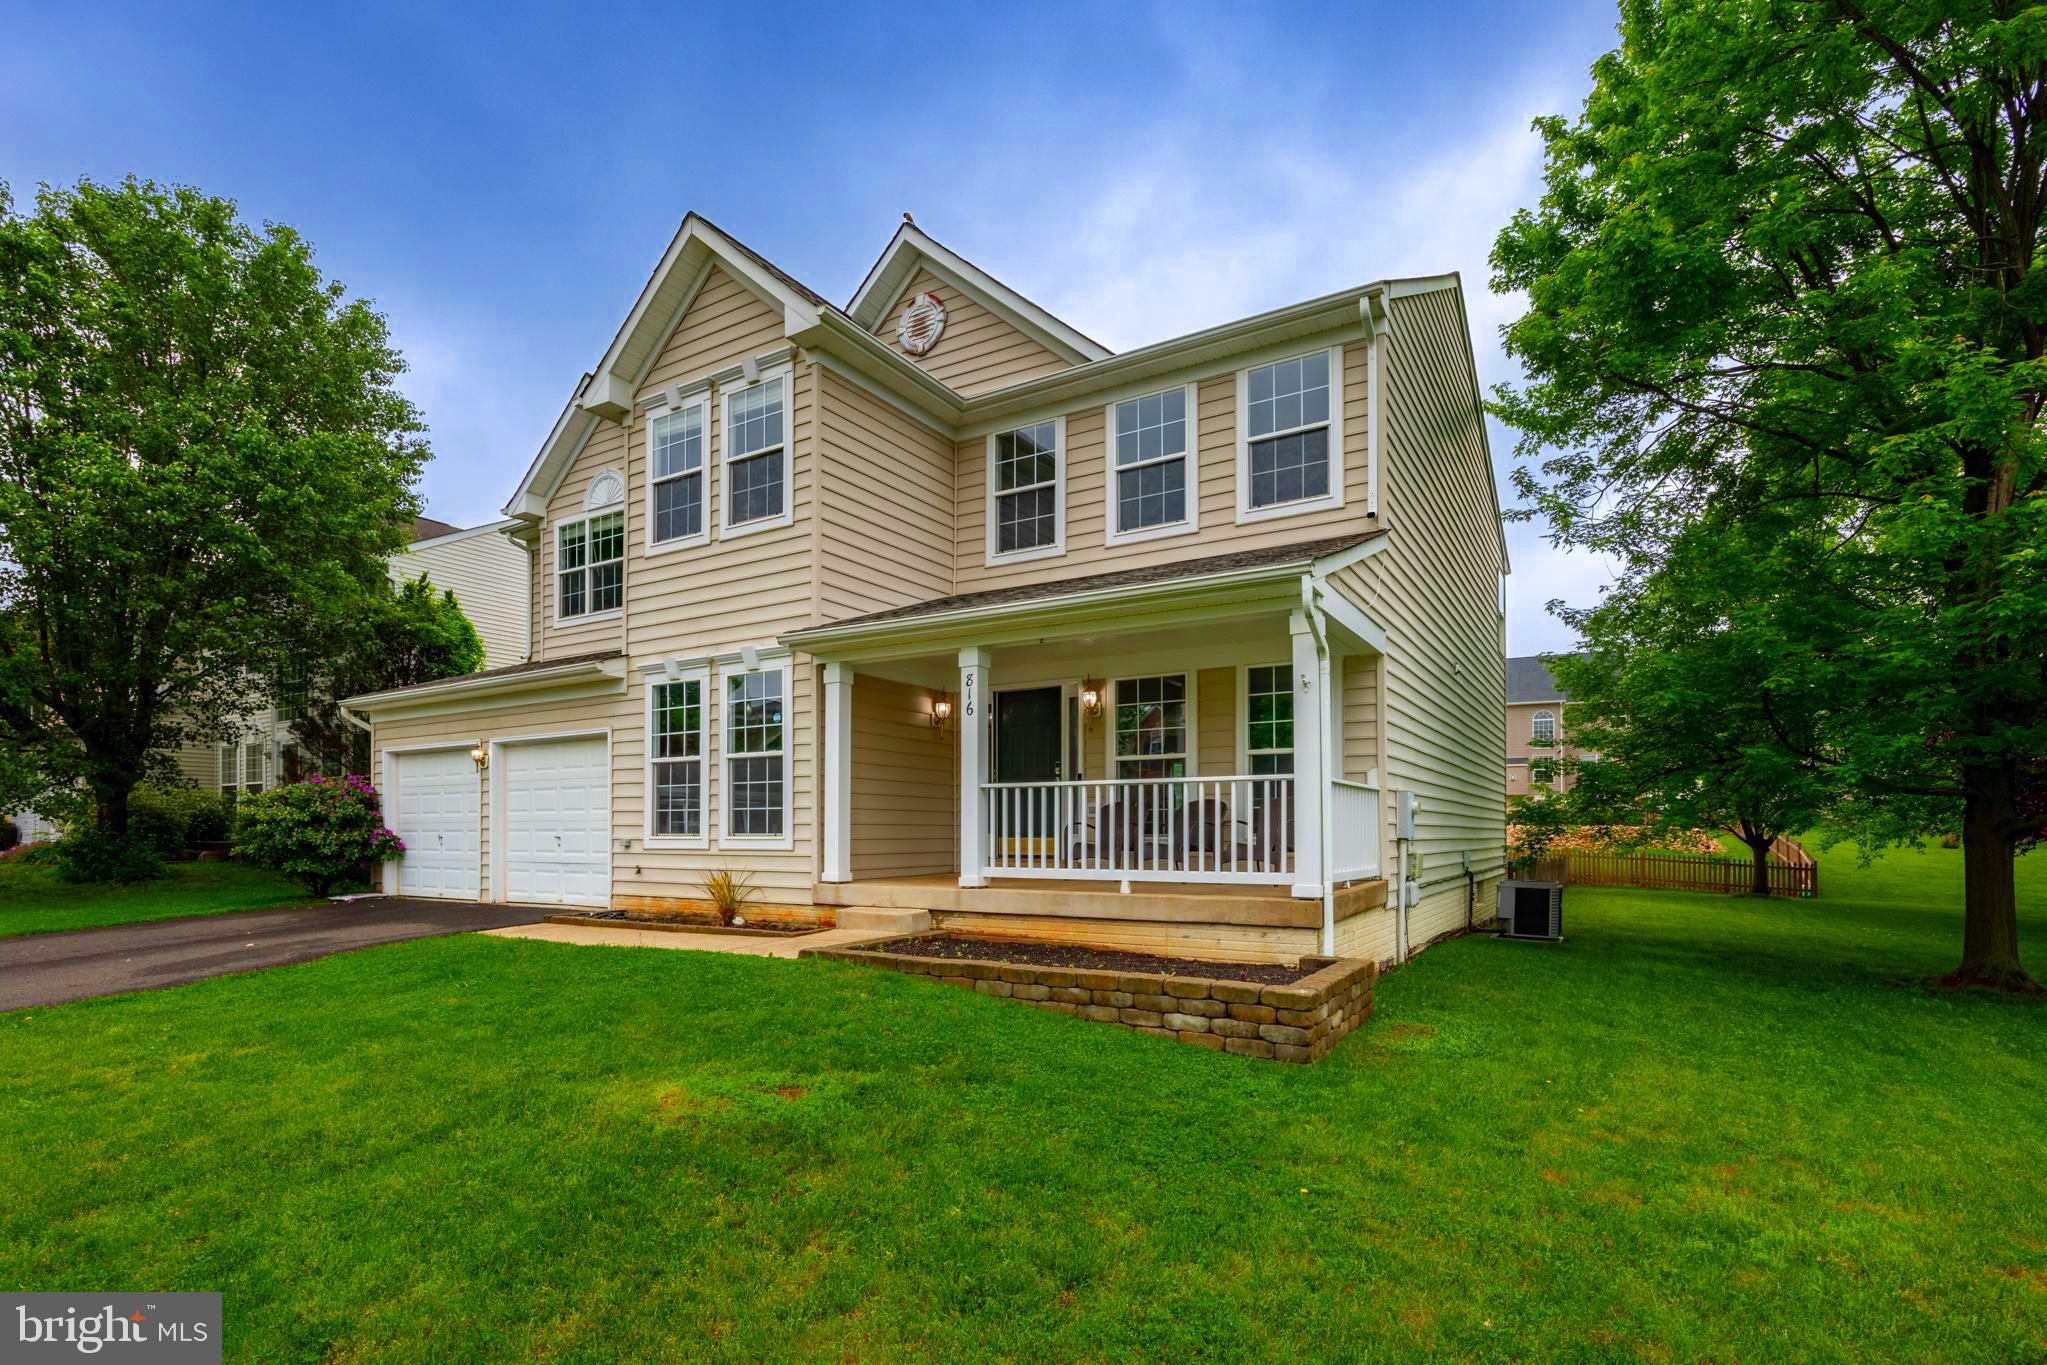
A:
833 906 931 934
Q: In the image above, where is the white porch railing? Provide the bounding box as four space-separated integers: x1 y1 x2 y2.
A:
982 775 1296 884
1330 779 1382 881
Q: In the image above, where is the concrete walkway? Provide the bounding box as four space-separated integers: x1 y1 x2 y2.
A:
484 921 891 958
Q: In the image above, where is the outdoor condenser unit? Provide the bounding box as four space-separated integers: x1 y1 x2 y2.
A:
1496 879 1564 942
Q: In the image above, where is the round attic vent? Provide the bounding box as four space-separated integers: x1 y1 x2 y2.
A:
897 291 947 356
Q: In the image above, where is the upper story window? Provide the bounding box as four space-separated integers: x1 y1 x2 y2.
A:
1107 385 1197 543
1113 674 1188 780
722 369 791 534
724 663 790 843
1244 664 1294 775
1531 709 1556 742
1238 346 1344 521
557 510 624 620
987 417 1064 562
649 400 707 548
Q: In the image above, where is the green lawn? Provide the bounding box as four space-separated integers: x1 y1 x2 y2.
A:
2 846 2042 1361
0 859 312 938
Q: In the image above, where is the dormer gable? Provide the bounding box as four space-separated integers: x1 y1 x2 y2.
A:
846 221 1111 396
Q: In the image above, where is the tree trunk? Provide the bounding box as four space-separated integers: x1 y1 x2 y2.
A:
1748 838 1773 896
1948 762 2039 992
94 779 133 836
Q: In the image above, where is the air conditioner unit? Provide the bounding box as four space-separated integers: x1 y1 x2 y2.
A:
1496 879 1563 941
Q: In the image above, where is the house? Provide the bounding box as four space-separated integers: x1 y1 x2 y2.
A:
180 516 531 797
1505 654 1582 799
343 215 1509 966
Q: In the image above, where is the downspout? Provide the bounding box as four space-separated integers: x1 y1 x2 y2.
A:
1302 577 1335 956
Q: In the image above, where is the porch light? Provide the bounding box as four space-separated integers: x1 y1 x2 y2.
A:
1080 679 1105 719
931 692 953 728
470 743 488 771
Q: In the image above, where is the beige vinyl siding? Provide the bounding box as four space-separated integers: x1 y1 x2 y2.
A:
848 672 956 879
815 366 955 621
1342 653 1382 782
954 341 1374 592
1327 287 1507 900
874 270 1071 397
1196 666 1235 775
536 416 632 661
393 530 531 669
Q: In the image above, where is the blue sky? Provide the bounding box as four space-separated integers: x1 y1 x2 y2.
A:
3 0 1620 655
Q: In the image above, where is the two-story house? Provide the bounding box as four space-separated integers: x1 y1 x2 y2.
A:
344 216 1508 967
1505 654 1583 801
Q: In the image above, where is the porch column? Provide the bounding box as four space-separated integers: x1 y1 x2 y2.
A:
1289 611 1325 899
959 646 992 887
821 662 853 883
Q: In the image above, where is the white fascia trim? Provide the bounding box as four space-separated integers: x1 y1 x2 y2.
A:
404 518 521 553
627 255 717 391
1309 531 1391 577
983 413 1067 567
643 663 711 850
503 391 599 519
342 657 628 715
1101 382 1200 548
1235 343 1347 525
1309 580 1390 655
846 224 1111 362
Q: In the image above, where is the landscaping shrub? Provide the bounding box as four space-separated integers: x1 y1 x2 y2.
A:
701 869 759 925
232 776 404 897
0 818 16 852
4 842 57 866
125 784 236 856
51 828 168 884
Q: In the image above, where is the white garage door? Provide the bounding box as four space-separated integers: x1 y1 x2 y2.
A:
393 748 481 900
502 737 610 907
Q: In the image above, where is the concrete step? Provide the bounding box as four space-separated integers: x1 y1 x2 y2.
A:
832 906 931 934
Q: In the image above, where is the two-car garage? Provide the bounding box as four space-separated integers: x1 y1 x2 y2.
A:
389 734 610 908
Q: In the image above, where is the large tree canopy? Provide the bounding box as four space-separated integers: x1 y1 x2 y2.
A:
0 176 427 832
1493 1 2047 989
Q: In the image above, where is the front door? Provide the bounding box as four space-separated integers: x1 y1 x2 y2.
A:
995 687 1063 862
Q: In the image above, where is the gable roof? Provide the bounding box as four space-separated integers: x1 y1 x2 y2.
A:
1507 654 1572 704
846 221 1112 366
410 515 463 542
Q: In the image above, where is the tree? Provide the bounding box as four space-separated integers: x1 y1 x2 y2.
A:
1492 1 2047 990
285 575 484 775
1537 534 1835 896
0 177 427 836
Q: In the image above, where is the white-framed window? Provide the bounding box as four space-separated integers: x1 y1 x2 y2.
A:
1531 710 1556 743
557 510 624 621
648 398 708 550
220 741 267 798
985 415 1065 563
721 365 793 535
722 660 792 845
1105 384 1198 544
1241 663 1295 775
1236 345 1344 521
646 670 708 846
1112 673 1189 780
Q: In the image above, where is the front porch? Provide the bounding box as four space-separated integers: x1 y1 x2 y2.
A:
784 535 1396 960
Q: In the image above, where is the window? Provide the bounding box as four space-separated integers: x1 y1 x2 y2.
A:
218 743 238 798
1108 385 1196 542
649 676 705 842
987 417 1063 560
724 665 789 841
557 511 624 620
1238 347 1343 519
1244 664 1294 775
722 371 789 532
1531 710 1556 743
649 401 706 548
1113 674 1188 779
275 658 307 724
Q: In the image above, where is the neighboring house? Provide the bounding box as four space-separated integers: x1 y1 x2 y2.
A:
345 215 1509 967
177 516 531 797
1505 654 1584 799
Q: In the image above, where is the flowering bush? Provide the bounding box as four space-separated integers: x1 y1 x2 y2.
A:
232 775 405 897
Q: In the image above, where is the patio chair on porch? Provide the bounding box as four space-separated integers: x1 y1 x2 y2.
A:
1064 797 1150 871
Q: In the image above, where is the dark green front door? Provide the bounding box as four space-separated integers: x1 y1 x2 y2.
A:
995 687 1063 783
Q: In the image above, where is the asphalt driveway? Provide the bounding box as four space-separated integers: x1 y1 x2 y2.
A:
0 899 546 1011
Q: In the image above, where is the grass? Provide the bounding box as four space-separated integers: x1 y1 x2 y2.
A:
1 845 2043 1361
0 859 312 938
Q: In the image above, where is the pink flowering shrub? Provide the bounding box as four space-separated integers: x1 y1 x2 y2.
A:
232 774 406 897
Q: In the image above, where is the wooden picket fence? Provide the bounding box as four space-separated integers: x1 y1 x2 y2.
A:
1526 849 1818 899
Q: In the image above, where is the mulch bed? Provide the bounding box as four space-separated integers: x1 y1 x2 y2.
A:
563 911 819 937
856 933 1316 984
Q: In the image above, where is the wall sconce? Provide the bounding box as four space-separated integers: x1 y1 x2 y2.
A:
1080 678 1105 719
930 692 954 728
469 743 489 771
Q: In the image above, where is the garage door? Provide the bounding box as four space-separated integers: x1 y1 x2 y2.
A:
393 748 481 900
502 736 610 907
